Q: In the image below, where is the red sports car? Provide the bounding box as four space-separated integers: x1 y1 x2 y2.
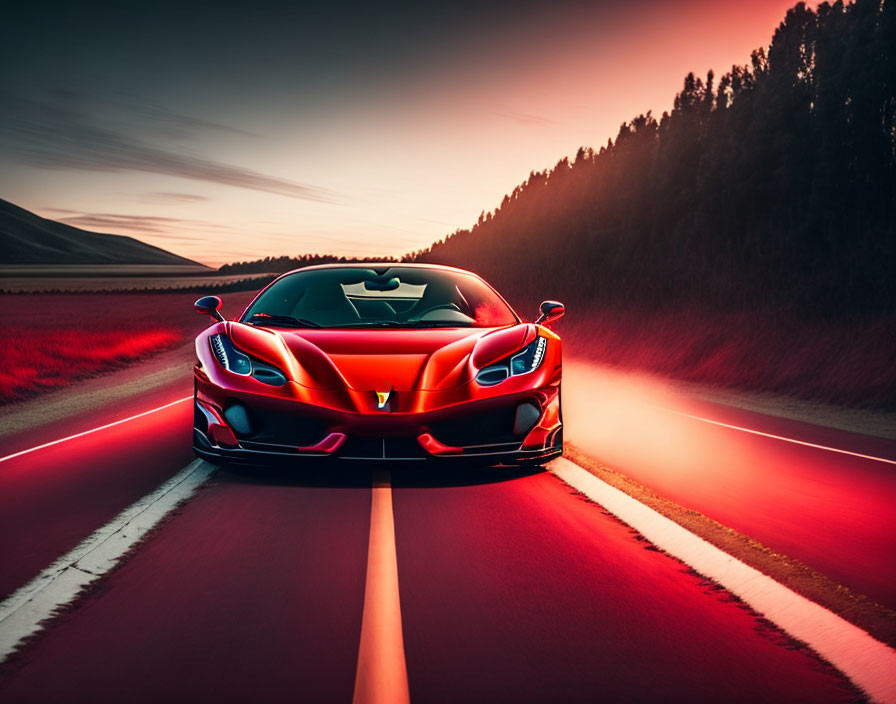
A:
192 263 564 466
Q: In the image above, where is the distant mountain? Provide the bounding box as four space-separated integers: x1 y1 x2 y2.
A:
0 198 206 267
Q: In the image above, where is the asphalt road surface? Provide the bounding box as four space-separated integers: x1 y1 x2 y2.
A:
1 365 893 703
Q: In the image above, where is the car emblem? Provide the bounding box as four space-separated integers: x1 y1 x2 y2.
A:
375 389 392 409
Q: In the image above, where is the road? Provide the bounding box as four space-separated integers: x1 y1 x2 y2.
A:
0 362 894 702
563 361 896 609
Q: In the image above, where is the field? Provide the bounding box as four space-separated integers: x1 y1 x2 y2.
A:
554 306 896 410
0 271 276 293
3 289 893 412
0 291 256 403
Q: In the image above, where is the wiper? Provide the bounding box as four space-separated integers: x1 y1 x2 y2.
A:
246 313 321 328
408 321 473 328
329 320 472 329
327 321 405 328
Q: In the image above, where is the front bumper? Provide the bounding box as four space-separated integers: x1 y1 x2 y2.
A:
193 380 562 466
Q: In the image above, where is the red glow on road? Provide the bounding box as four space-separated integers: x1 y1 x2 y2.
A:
564 360 896 607
671 411 896 466
0 397 192 464
392 470 856 703
0 397 195 599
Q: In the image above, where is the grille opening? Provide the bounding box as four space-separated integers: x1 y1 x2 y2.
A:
429 400 538 447
232 403 328 447
223 403 252 435
513 402 541 436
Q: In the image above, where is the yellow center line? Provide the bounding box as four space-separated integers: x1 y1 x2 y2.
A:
352 470 411 704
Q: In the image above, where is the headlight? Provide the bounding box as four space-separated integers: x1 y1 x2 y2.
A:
475 336 546 386
209 334 287 386
511 336 546 374
210 334 251 375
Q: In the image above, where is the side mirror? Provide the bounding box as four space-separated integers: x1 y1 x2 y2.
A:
195 295 224 322
535 300 565 326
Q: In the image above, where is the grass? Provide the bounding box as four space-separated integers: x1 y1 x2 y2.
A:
548 305 896 410
0 273 276 294
0 291 256 404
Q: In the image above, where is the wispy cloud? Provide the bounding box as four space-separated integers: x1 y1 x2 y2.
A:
114 99 258 140
43 208 230 236
0 93 336 202
494 109 558 126
140 191 210 204
41 88 259 140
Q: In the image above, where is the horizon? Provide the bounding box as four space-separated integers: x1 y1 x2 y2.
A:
1 0 812 267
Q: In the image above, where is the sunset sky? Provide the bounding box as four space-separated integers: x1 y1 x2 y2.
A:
1 0 809 267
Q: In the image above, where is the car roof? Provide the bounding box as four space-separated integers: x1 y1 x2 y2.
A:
275 262 484 278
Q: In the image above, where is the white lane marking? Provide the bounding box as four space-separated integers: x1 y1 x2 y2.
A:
352 471 411 704
550 457 896 704
0 459 215 661
671 410 896 465
0 396 193 464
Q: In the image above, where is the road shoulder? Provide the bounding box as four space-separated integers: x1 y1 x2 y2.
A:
0 342 194 452
563 444 896 648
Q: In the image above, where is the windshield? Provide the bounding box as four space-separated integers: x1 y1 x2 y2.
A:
241 266 518 329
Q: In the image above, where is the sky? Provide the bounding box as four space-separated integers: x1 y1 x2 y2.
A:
1 0 809 267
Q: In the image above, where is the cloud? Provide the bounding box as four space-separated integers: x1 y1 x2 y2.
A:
120 101 258 139
42 88 259 140
43 208 229 236
141 191 210 204
494 109 558 126
0 94 336 202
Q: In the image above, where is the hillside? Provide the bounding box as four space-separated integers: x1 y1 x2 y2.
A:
0 198 206 268
411 0 895 317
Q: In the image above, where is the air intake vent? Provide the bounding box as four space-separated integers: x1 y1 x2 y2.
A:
513 402 541 436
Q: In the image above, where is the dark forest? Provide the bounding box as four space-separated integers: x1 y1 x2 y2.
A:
412 0 894 316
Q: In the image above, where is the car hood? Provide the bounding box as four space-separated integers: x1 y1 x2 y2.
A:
228 322 536 392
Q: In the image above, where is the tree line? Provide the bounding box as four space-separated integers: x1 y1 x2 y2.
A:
218 254 398 275
409 0 895 316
